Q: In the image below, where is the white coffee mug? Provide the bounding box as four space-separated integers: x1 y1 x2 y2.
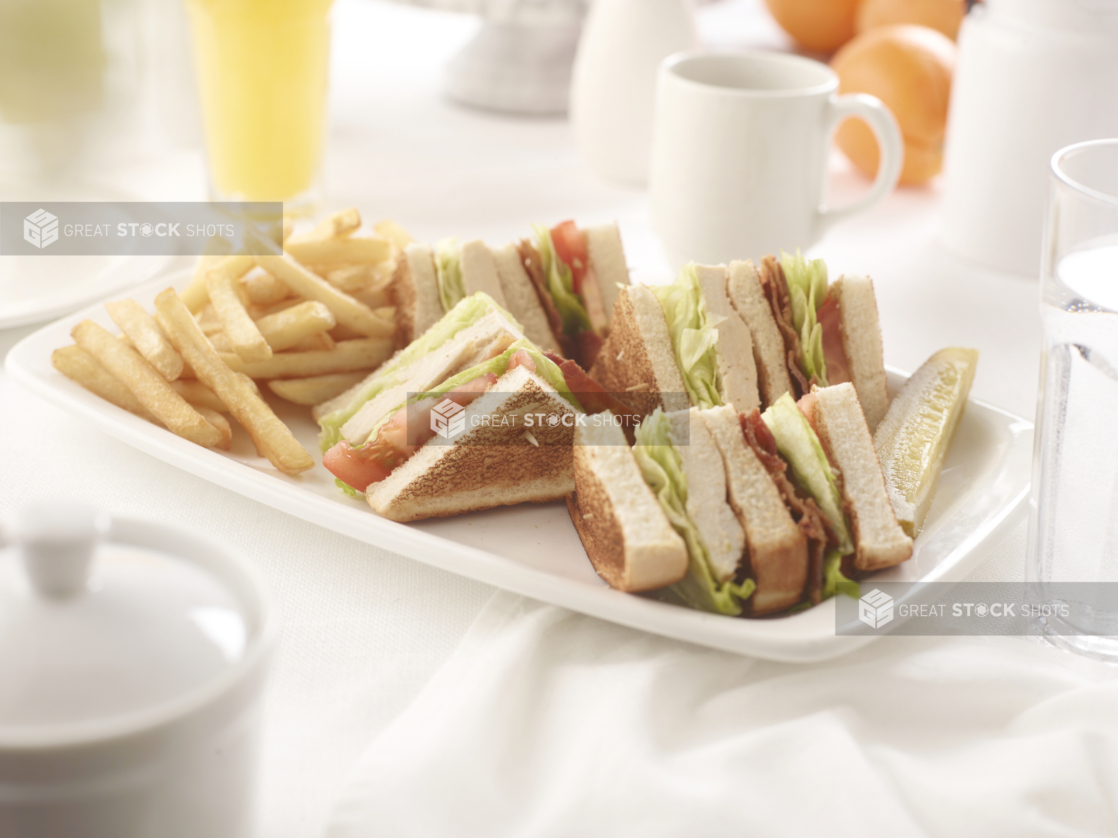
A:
649 50 903 268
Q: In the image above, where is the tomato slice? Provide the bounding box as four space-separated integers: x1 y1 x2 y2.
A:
506 348 536 374
323 372 499 492
816 293 851 385
550 220 589 293
323 437 399 493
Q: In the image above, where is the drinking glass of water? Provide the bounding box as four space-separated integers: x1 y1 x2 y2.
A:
1028 138 1118 660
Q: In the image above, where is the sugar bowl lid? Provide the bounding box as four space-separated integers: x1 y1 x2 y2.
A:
0 504 269 743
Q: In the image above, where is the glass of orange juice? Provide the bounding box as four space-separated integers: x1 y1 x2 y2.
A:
184 0 333 210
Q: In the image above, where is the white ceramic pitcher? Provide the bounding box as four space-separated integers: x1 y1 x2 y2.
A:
940 0 1118 276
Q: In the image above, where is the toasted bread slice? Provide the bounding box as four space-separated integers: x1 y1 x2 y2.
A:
365 365 577 522
727 260 795 408
568 416 688 592
584 224 629 325
459 239 508 307
590 284 689 418
693 264 760 412
492 242 561 353
666 408 744 583
390 244 442 347
806 383 912 571
832 275 890 431
701 406 809 614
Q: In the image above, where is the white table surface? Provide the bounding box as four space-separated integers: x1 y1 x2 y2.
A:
0 2 1046 836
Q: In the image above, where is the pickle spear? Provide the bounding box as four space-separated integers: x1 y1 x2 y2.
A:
874 348 979 537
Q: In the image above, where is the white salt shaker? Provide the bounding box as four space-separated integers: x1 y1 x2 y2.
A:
570 0 698 185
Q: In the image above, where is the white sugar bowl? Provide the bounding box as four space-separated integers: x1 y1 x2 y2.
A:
0 504 276 838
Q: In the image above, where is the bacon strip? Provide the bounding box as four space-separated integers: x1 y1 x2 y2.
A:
761 256 810 398
741 409 828 605
517 241 572 358
544 352 638 423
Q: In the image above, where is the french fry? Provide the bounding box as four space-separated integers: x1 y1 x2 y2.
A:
256 254 394 338
248 298 302 321
373 219 414 251
329 323 365 341
268 371 369 406
52 345 154 420
283 237 390 267
155 288 314 475
285 333 335 352
170 379 227 413
320 264 378 293
238 372 262 397
241 268 291 306
196 303 225 335
195 406 232 450
71 319 223 448
287 207 362 243
255 300 336 352
181 254 222 313
182 254 254 313
352 285 392 310
207 264 273 363
207 331 234 352
105 298 184 382
282 217 295 242
218 337 392 379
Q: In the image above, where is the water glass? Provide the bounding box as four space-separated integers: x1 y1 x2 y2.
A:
1027 138 1118 660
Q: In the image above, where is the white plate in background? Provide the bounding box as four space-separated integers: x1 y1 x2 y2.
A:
0 183 175 329
5 270 1033 662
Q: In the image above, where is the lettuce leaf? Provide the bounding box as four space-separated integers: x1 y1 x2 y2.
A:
822 548 860 600
534 223 592 336
317 292 520 451
632 410 755 616
780 250 829 387
335 477 360 498
435 238 466 312
649 265 723 409
761 394 854 555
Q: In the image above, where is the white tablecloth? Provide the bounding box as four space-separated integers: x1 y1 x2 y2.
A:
0 2 1084 837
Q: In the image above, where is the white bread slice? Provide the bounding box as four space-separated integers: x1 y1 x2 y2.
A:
589 284 689 418
391 244 443 346
584 224 629 325
701 406 808 614
807 383 912 571
314 361 390 424
459 239 508 308
693 264 760 412
832 275 889 431
727 260 794 407
366 365 576 522
568 416 688 592
491 242 560 352
667 408 744 583
338 309 524 445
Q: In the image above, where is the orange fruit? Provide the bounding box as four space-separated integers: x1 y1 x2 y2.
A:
856 0 966 40
763 0 861 54
831 25 956 185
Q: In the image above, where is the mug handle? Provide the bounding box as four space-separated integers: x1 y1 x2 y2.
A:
816 93 903 236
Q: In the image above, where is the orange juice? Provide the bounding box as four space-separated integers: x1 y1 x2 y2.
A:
185 0 333 204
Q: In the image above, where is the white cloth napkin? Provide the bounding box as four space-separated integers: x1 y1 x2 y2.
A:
328 589 1118 838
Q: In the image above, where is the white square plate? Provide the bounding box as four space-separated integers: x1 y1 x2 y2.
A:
5 270 1034 662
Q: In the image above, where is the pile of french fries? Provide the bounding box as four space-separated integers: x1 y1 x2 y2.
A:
52 209 409 476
